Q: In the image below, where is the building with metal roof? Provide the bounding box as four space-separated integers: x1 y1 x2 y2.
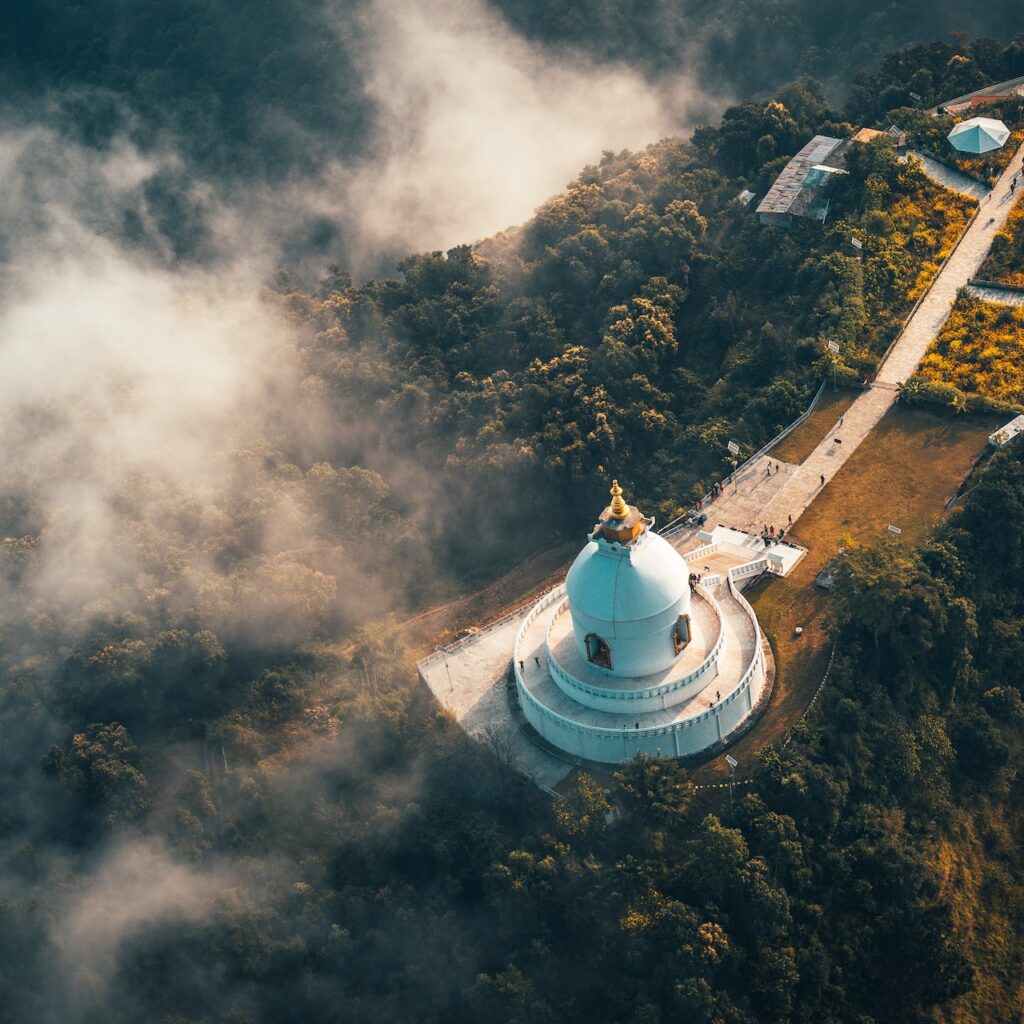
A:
756 135 851 227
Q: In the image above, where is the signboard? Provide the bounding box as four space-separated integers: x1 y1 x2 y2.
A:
850 236 863 251
725 754 738 769
727 440 740 455
827 340 840 353
909 92 921 102
887 524 902 535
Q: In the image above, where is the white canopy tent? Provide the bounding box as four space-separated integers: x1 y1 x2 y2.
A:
947 116 1011 154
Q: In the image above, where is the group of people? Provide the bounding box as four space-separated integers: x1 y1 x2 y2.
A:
709 480 725 498
761 523 786 547
688 571 703 590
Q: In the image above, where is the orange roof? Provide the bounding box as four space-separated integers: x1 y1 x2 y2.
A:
852 128 888 143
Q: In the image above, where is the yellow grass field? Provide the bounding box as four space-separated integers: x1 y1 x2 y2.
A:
770 387 860 465
915 296 1024 405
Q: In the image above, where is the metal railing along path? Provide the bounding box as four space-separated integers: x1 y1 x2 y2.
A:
658 379 828 537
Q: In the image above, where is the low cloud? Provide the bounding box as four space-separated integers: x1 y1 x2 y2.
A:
54 839 225 1004
311 0 714 268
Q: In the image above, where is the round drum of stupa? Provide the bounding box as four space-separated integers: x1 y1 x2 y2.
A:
513 481 767 763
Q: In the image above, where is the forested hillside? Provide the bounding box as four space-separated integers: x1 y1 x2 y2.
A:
1 25 1024 1024
277 73 976 574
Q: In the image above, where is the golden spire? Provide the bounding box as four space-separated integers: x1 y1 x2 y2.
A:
609 479 629 520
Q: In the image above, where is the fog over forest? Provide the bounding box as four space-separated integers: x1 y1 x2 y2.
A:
2 2 1024 1021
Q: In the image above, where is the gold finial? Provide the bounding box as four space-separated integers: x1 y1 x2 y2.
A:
609 479 629 520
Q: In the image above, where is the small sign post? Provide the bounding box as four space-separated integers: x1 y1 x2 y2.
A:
850 236 863 252
909 92 921 104
725 754 738 811
727 440 740 456
887 524 902 536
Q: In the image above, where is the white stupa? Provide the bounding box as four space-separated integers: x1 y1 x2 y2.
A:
513 481 769 764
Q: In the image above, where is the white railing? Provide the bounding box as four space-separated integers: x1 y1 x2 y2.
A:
543 591 726 704
514 661 741 742
679 541 720 561
699 574 722 588
724 560 766 701
731 557 769 580
418 583 563 669
512 571 762 744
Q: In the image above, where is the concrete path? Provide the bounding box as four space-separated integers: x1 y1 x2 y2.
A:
691 456 799 534
966 283 1024 306
909 151 989 201
708 141 1024 535
418 614 571 790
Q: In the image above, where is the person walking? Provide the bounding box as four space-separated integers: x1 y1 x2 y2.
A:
820 473 825 486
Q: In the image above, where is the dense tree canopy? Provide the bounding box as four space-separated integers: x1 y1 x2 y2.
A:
1 29 1024 1024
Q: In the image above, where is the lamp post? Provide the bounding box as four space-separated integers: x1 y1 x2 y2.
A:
435 646 453 693
725 753 738 812
827 339 840 390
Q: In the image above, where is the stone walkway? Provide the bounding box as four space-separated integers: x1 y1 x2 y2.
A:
909 151 989 201
418 615 572 791
706 141 1024 535
966 283 1024 307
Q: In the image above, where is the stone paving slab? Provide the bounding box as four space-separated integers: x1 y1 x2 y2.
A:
966 283 1024 306
418 613 571 790
909 151 989 201
696 455 799 534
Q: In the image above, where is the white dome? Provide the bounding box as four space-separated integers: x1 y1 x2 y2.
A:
566 531 688 623
565 530 692 677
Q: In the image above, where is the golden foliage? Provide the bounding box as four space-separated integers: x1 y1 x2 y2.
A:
915 296 1024 404
977 192 1024 289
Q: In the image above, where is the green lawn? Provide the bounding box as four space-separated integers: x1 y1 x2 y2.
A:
770 387 860 465
693 404 1000 782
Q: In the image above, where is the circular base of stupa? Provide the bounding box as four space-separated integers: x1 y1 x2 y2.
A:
512 580 767 765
